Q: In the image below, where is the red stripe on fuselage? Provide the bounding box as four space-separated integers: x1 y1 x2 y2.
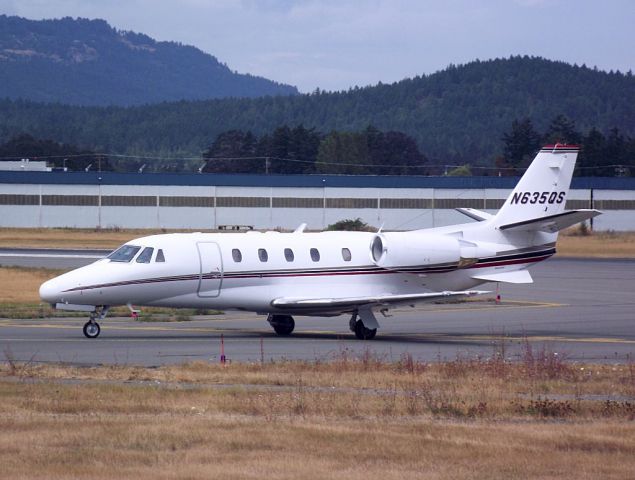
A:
63 252 552 293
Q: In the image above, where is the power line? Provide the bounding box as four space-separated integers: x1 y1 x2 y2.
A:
0 152 631 173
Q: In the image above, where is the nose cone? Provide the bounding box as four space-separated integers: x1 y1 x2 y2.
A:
39 278 61 304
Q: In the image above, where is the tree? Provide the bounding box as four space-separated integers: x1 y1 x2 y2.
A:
543 114 582 146
202 130 260 173
578 127 605 176
501 118 541 169
316 131 369 174
0 133 110 171
366 127 427 175
447 164 472 176
260 125 321 174
326 218 374 231
603 127 628 177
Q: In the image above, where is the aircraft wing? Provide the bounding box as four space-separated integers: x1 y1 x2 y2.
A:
271 290 489 311
498 209 602 233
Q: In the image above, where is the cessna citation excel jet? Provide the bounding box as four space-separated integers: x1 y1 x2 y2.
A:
40 145 600 339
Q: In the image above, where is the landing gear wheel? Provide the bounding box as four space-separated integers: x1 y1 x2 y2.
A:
83 321 101 338
273 322 294 335
354 320 377 340
268 314 295 336
349 314 357 333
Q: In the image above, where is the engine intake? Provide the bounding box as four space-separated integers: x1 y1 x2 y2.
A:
370 233 461 271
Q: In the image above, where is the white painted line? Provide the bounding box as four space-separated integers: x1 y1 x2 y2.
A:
0 253 103 259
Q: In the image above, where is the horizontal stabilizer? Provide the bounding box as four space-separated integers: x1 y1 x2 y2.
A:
498 209 602 233
272 290 489 310
471 269 533 284
456 208 494 222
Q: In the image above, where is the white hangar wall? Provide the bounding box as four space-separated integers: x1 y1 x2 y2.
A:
1 179 633 231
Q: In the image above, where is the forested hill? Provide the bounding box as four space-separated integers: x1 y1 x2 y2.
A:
0 56 633 165
0 15 298 105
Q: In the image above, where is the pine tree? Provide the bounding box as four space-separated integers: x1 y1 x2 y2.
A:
543 115 582 145
501 118 541 168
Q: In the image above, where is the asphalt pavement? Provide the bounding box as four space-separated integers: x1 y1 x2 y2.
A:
1 252 634 366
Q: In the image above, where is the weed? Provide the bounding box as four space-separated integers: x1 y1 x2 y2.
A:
514 397 576 417
521 339 576 380
601 400 635 419
395 352 427 375
3 346 37 377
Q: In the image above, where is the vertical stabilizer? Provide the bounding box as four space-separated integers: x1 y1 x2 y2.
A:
493 145 579 227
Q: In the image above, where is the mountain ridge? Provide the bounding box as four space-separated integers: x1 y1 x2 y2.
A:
0 15 298 105
0 54 633 165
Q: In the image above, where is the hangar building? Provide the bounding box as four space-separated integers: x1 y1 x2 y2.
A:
0 171 633 231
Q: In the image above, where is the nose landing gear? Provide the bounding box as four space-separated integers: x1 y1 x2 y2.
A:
83 319 100 338
83 306 110 339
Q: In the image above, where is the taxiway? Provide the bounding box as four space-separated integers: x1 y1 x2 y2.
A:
0 255 633 365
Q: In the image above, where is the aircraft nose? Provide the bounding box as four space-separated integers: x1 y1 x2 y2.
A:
39 278 61 304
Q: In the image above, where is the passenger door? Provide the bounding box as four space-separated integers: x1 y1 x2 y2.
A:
196 242 223 297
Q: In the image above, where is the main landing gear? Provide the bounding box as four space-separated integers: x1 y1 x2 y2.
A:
266 311 379 340
83 306 110 339
349 313 377 340
267 314 295 336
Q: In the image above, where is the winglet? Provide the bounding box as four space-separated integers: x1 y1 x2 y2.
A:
293 223 307 233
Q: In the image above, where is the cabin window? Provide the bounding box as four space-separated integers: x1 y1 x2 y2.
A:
155 249 165 262
310 248 320 262
258 248 268 262
284 248 294 262
232 248 242 262
341 248 352 261
108 245 141 263
136 247 154 263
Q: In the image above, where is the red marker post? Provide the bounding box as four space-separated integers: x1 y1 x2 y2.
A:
220 334 226 365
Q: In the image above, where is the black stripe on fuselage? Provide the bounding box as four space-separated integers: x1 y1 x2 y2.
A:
62 246 555 293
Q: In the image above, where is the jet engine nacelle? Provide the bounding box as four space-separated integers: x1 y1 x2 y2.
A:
370 233 461 270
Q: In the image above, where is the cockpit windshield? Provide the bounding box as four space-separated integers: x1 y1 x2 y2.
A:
136 247 154 263
108 244 142 262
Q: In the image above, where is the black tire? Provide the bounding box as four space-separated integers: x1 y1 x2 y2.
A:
83 321 100 338
354 320 377 340
269 315 295 336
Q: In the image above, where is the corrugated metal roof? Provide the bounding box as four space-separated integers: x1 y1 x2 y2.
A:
0 171 633 190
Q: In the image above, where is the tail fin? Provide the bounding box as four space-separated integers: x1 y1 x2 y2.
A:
493 145 579 228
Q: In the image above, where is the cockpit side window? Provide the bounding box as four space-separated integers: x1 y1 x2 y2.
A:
155 249 166 262
136 247 154 263
108 245 141 263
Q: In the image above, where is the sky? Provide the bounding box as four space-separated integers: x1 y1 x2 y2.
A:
1 0 633 93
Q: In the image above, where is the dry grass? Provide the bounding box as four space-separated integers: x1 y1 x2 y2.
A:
1 354 635 479
0 266 64 303
557 230 635 258
0 227 172 249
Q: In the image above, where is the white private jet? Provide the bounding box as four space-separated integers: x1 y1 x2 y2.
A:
40 144 600 339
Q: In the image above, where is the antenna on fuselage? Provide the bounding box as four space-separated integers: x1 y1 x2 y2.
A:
293 223 307 233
